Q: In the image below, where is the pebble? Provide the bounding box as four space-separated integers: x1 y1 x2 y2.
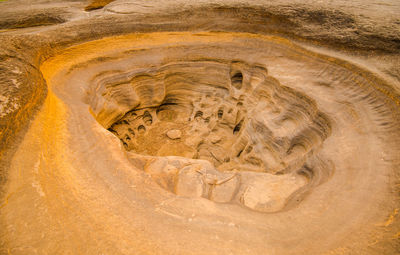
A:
166 129 182 139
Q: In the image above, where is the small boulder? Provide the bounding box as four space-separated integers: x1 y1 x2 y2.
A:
166 129 182 140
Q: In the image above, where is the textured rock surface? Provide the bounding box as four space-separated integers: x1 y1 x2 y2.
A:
0 1 399 255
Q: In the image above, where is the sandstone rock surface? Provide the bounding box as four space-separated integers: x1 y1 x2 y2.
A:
0 0 399 255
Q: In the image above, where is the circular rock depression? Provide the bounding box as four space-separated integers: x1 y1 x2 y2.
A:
87 54 332 213
3 32 400 254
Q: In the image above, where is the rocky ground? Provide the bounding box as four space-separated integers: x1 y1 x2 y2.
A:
0 0 399 254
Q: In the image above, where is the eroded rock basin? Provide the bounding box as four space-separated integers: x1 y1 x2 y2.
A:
2 31 400 254
90 54 332 212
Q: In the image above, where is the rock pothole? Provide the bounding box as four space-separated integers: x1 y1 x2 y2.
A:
89 58 332 212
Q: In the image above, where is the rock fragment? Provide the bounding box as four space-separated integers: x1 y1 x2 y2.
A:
166 129 182 140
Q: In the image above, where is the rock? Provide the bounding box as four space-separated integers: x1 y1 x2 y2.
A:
209 133 222 144
175 165 205 197
2 1 400 254
209 173 239 203
166 129 182 140
240 173 306 213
